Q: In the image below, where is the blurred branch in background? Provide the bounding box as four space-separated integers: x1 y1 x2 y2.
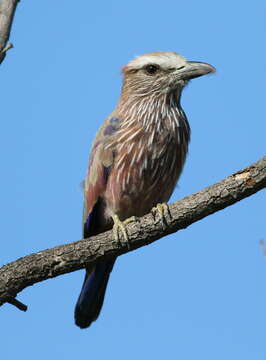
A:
259 240 266 257
0 156 265 312
0 0 19 64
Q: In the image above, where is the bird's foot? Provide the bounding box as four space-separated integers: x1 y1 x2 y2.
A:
152 203 171 228
112 215 136 250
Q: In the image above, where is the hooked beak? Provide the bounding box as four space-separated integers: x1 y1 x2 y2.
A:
178 61 215 81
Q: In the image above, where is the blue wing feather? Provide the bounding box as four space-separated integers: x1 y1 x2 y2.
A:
75 199 116 328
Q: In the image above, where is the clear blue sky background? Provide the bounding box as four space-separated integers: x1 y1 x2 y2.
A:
1 1 265 359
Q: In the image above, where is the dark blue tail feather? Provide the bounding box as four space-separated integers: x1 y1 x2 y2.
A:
75 260 115 328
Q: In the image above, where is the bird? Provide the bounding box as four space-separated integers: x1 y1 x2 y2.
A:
74 51 215 328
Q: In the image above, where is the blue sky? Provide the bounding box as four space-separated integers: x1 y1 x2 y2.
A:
0 1 265 359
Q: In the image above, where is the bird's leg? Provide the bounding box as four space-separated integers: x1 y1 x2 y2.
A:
152 203 171 228
112 214 136 249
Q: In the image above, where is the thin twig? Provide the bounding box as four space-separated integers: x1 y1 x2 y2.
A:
0 42 13 53
7 298 28 311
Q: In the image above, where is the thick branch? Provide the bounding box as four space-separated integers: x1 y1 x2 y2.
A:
0 0 19 64
0 156 265 307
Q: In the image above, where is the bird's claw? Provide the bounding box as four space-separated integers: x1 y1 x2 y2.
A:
152 203 171 228
112 215 136 250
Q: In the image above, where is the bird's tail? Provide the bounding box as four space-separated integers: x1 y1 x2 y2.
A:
74 260 115 329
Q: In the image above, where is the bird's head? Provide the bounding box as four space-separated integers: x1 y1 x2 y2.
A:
122 52 215 97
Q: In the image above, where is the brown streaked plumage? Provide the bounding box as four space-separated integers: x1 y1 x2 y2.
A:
75 51 215 329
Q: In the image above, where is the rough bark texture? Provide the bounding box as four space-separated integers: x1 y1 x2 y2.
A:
0 156 265 308
0 0 19 64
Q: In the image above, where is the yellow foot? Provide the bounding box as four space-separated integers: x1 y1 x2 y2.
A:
112 215 136 249
152 203 171 228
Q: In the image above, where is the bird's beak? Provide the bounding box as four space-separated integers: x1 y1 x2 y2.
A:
178 61 215 81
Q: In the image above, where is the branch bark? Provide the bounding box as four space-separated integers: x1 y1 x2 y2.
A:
0 0 19 64
0 156 265 309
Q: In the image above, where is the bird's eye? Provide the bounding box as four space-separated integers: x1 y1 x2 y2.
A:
144 64 160 74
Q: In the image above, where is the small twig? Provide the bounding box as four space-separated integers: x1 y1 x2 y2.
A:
7 298 28 312
0 42 13 62
0 42 13 54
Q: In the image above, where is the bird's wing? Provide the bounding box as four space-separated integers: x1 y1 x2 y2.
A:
75 116 120 328
83 116 120 237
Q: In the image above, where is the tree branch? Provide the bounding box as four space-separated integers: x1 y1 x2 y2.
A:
0 156 265 309
0 0 19 64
